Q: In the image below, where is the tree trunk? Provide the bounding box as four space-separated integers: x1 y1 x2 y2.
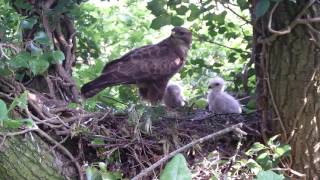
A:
0 135 76 180
253 1 320 178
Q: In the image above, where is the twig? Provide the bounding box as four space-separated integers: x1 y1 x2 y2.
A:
195 35 251 54
265 74 287 141
221 3 251 25
131 123 244 180
0 127 38 136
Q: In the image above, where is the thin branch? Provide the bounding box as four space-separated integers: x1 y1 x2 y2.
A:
131 123 244 180
221 3 251 25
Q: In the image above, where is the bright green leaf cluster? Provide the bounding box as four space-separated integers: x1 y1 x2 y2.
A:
160 154 192 180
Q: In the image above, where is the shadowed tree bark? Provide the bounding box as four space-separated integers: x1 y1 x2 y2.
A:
253 1 320 178
0 135 75 180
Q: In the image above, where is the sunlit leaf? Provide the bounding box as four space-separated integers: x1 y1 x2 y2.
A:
30 42 43 56
34 31 51 46
150 14 171 29
160 154 192 180
274 144 291 162
51 50 65 64
8 91 28 111
237 0 249 10
171 16 184 26
86 166 101 180
2 118 33 129
187 4 201 21
91 138 105 145
246 159 263 174
256 170 285 180
246 142 268 155
0 99 8 121
10 52 31 69
256 152 272 170
267 135 280 146
147 0 166 16
176 5 188 15
29 56 50 75
213 11 227 24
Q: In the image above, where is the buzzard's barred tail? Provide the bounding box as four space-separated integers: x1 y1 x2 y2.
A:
81 81 105 98
81 75 114 98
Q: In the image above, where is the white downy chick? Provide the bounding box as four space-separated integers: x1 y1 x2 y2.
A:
163 83 185 109
207 77 242 114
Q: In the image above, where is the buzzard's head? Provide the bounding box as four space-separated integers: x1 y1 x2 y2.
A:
171 27 192 47
208 76 225 93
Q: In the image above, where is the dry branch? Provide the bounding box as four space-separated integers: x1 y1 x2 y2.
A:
132 123 244 180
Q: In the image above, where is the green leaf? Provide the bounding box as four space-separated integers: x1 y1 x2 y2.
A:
267 135 280 146
8 91 28 112
237 0 249 10
0 65 13 76
10 52 31 69
193 98 207 109
171 16 184 26
246 159 263 174
160 154 192 180
150 14 171 29
255 0 270 18
0 99 8 121
34 31 51 46
256 152 273 170
21 17 37 30
147 0 166 16
274 144 291 162
2 118 33 129
29 56 50 75
14 0 32 10
86 166 102 180
255 170 285 180
246 142 268 155
176 6 188 15
213 11 227 24
51 50 65 64
187 4 201 21
30 43 43 56
68 102 78 109
91 138 105 145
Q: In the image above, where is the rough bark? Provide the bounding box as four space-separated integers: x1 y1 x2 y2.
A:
0 135 76 180
253 1 320 178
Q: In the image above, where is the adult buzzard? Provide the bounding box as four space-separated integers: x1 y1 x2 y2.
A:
81 27 192 104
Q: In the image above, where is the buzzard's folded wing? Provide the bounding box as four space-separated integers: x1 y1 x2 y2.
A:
81 42 184 98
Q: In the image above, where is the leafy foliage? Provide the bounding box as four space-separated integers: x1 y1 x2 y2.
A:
160 154 192 180
72 0 254 111
0 93 33 129
85 162 123 180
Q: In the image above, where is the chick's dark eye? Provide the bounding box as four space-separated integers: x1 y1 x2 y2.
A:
214 83 219 86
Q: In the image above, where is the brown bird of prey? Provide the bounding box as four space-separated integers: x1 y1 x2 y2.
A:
81 27 192 104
